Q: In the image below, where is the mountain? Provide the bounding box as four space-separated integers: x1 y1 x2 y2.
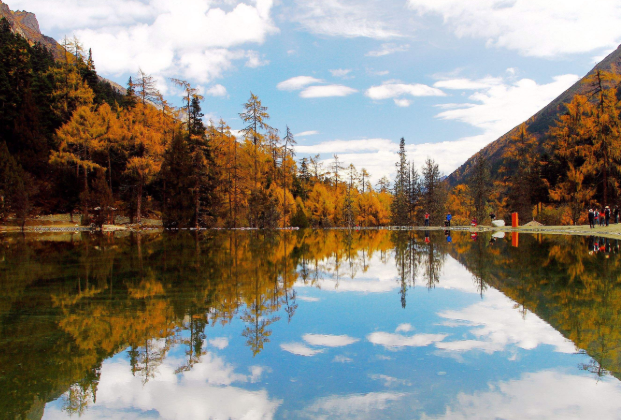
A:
0 0 125 93
448 44 621 186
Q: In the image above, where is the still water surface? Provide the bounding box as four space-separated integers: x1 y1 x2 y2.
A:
1 230 621 419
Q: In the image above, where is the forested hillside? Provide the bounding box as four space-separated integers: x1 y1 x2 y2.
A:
0 13 396 229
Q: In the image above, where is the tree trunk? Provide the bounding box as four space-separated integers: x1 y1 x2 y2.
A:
137 180 143 223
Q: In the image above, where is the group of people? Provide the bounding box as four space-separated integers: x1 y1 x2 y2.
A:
588 206 619 228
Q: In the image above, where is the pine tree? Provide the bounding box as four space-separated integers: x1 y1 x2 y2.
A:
468 154 492 223
240 92 271 185
391 138 409 226
161 132 194 228
421 158 445 225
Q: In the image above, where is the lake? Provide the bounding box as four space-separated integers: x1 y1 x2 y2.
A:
1 230 621 419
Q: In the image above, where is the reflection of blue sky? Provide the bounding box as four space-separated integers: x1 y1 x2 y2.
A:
44 251 621 419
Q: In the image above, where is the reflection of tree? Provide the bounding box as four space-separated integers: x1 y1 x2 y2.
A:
450 232 621 381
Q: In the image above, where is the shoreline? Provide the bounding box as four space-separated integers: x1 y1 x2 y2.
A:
2 223 621 239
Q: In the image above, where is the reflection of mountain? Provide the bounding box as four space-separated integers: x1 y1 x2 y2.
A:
449 233 621 382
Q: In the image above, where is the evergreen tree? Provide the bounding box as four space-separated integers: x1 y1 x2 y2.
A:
161 132 194 228
391 138 409 226
468 154 492 224
421 158 446 225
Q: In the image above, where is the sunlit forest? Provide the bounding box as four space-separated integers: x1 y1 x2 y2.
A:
3 16 621 229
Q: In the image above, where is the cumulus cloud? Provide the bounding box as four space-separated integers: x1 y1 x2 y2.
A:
407 0 621 58
435 288 576 355
205 84 228 97
277 76 324 91
424 370 621 420
434 74 580 144
15 0 279 83
208 337 229 349
302 334 359 347
333 355 354 363
281 342 324 357
366 81 446 101
367 332 448 350
42 353 280 420
395 324 414 333
300 84 358 98
394 98 412 107
366 43 410 57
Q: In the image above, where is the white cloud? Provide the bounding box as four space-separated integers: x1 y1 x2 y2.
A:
208 337 229 349
295 130 320 137
298 392 408 419
330 68 352 77
368 332 448 350
245 50 269 68
434 74 580 146
297 295 320 302
395 324 414 333
435 288 575 355
433 77 504 90
300 84 358 98
366 43 410 57
295 138 398 155
407 0 621 58
366 81 446 101
205 84 228 97
367 69 390 76
369 374 412 387
277 76 324 91
333 355 353 363
394 98 412 107
280 342 324 357
302 334 359 347
290 0 403 39
423 370 621 420
43 352 281 420
17 0 278 83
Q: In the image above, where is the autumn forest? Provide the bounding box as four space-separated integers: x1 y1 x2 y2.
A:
2 17 621 229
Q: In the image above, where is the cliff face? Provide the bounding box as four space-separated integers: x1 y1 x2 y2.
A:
0 0 63 58
448 44 621 186
0 0 125 93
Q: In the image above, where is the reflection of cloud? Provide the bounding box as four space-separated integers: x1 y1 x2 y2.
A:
368 332 447 350
299 392 408 419
208 337 229 349
395 323 413 333
297 296 320 302
45 353 280 420
436 289 575 355
370 374 411 387
422 370 621 420
303 334 359 347
281 342 324 357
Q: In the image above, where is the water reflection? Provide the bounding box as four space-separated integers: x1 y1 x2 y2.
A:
1 230 621 419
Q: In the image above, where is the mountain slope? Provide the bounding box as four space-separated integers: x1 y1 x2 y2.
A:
448 44 621 186
0 0 125 93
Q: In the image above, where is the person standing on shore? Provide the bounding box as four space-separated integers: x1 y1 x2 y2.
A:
615 206 619 224
595 209 600 227
446 212 452 227
424 212 430 227
605 206 611 227
589 208 595 228
600 209 605 226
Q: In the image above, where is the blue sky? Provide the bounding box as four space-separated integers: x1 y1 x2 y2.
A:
8 0 621 182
